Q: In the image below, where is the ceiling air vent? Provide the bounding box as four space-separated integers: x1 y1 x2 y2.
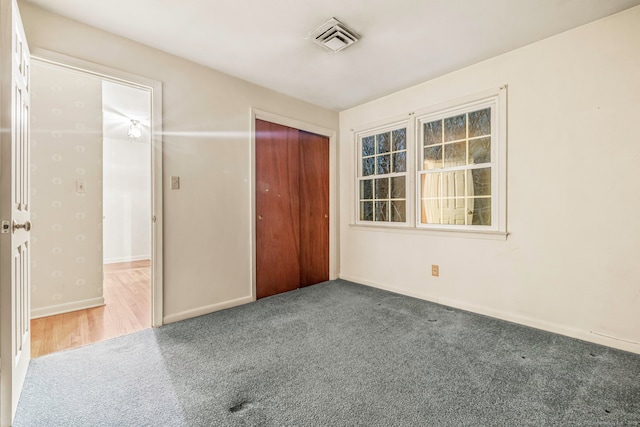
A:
307 17 359 53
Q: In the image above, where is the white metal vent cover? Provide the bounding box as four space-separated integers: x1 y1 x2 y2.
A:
306 17 360 53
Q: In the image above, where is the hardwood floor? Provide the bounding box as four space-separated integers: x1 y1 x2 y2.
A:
30 260 151 358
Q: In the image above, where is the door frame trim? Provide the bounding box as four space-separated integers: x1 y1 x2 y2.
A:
31 48 164 327
250 108 338 301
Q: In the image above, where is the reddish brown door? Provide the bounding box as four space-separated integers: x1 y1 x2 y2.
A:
255 120 301 298
255 120 329 298
299 130 330 287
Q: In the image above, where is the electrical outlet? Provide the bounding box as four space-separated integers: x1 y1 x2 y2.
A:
170 176 180 190
431 264 439 277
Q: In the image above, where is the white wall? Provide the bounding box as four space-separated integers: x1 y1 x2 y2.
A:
339 6 640 353
18 2 339 323
102 81 151 264
30 61 104 317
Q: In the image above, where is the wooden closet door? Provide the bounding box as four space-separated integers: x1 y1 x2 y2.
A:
299 130 330 287
255 119 301 298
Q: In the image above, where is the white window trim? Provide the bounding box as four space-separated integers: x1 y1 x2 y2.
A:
350 85 508 239
354 119 412 227
415 88 506 232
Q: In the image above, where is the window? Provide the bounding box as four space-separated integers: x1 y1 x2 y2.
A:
418 101 496 228
357 125 408 224
354 87 506 235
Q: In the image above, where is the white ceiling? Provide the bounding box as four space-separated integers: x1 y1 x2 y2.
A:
24 0 640 111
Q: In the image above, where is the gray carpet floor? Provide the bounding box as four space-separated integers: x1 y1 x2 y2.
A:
14 280 640 426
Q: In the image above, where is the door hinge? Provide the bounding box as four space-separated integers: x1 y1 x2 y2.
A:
1 220 10 234
152 215 156 224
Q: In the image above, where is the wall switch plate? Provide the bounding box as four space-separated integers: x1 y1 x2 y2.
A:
76 180 87 193
431 264 439 277
170 176 180 190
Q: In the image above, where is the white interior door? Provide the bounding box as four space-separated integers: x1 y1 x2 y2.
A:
0 0 31 424
441 170 467 225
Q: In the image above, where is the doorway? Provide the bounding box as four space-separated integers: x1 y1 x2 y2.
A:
28 56 162 357
255 119 330 299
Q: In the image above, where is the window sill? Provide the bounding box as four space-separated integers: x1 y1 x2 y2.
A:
348 223 508 240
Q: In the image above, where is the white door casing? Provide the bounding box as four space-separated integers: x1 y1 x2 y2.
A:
30 49 164 327
0 0 31 425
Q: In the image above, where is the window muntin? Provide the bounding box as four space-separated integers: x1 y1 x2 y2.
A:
418 103 496 228
358 126 408 224
353 87 505 235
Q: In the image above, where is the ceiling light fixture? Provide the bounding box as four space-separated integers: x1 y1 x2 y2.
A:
128 119 142 139
307 17 359 53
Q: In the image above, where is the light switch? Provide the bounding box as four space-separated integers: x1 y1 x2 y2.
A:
170 176 180 190
76 180 87 193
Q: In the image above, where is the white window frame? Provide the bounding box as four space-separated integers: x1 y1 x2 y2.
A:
415 87 507 233
355 120 411 227
351 86 507 238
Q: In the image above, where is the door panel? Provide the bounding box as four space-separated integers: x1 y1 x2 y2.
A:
1 0 32 424
299 130 329 287
255 119 301 299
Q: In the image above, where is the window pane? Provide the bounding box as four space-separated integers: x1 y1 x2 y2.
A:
392 128 406 151
440 198 466 225
392 151 406 173
362 157 375 176
468 108 491 137
469 137 491 164
375 201 388 221
360 179 373 200
362 136 375 157
468 197 491 225
444 141 466 168
391 176 405 198
442 170 466 198
470 168 491 196
360 201 373 221
375 178 389 199
376 132 390 154
420 172 440 199
391 200 406 222
424 120 442 146
376 154 390 175
420 198 440 224
423 146 442 170
444 114 466 141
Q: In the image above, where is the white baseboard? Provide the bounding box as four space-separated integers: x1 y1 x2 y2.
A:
339 274 640 355
163 295 254 324
104 255 151 264
339 274 442 306
31 297 105 319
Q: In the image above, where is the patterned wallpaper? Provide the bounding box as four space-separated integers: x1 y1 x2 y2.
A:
30 61 104 316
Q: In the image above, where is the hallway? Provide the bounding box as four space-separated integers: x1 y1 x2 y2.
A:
31 260 151 357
